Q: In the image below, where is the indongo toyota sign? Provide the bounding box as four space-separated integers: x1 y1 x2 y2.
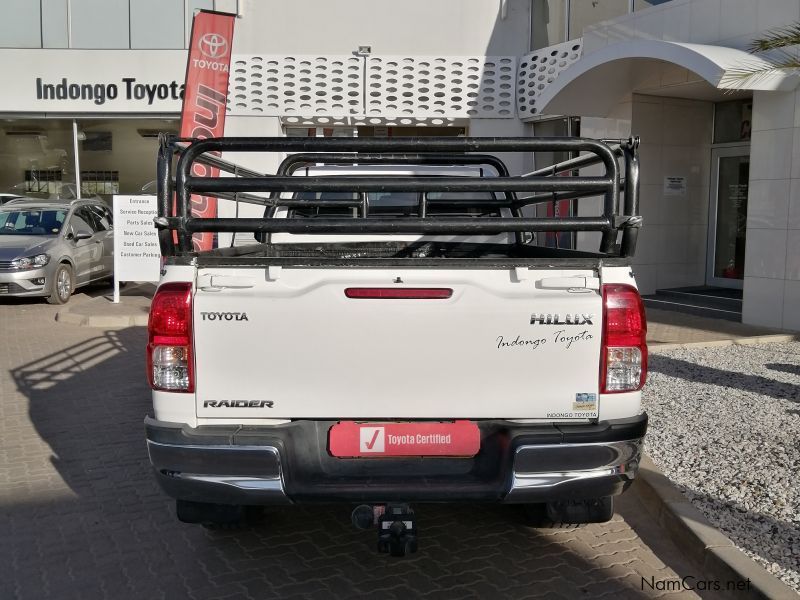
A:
6 49 189 112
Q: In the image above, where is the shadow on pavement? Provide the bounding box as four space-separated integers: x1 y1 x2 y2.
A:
0 279 153 307
4 328 708 600
765 363 800 377
649 355 800 403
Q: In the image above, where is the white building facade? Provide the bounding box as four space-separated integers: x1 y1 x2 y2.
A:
0 0 798 330
530 0 800 332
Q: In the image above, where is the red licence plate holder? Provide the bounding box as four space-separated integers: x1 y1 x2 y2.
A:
329 420 480 458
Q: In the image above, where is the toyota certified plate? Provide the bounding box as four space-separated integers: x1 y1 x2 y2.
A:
329 420 480 458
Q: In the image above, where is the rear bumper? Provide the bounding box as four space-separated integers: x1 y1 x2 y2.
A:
145 415 647 505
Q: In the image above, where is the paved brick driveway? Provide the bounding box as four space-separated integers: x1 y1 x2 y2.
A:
1 294 706 600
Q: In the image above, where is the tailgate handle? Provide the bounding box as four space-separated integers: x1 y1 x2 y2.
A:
198 275 256 290
538 277 600 290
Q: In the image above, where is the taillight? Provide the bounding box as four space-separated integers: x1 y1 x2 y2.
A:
344 288 453 299
147 281 194 392
601 283 647 393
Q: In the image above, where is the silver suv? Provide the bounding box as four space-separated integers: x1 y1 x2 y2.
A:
0 199 114 304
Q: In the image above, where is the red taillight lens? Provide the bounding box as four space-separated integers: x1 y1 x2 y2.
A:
601 283 647 393
147 281 194 392
344 287 453 299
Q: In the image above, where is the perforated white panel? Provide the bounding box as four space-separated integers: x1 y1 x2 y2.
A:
364 56 516 118
228 55 363 116
281 116 466 128
227 54 517 120
517 39 583 119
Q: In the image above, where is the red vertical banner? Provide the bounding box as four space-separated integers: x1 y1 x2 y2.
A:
546 171 574 249
180 10 235 252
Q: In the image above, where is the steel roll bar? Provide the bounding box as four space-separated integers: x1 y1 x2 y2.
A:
167 216 613 235
158 135 632 256
263 152 526 244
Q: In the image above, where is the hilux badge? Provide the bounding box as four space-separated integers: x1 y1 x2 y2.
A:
530 313 594 325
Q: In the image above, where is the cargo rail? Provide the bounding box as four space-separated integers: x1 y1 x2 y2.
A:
155 135 641 258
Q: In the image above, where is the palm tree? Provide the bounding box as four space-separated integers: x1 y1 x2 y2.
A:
721 24 800 88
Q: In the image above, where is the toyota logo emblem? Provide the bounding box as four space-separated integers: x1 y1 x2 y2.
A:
199 33 228 59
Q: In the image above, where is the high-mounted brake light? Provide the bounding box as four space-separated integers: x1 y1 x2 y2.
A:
601 283 647 393
345 288 453 299
147 282 194 392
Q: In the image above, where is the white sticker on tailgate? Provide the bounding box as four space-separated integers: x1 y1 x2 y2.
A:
573 393 598 412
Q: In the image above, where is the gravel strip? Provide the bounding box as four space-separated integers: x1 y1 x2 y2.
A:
643 342 800 594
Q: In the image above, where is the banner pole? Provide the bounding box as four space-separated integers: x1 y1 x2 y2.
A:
72 119 81 199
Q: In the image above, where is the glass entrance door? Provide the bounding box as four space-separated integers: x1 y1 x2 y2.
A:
707 147 749 288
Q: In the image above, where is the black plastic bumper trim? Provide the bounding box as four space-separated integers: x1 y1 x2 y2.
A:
144 414 647 504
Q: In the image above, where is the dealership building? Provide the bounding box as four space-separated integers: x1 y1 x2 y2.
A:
1 0 799 330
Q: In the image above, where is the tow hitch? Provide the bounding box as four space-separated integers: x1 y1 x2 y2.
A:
352 503 418 557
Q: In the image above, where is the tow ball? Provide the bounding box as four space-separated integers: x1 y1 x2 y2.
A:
352 503 418 557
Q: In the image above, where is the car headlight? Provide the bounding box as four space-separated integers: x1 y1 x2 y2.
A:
11 254 50 270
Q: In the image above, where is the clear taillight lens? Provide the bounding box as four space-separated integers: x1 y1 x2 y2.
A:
601 284 647 393
147 282 194 392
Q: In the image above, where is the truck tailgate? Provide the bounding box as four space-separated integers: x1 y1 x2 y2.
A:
193 267 602 419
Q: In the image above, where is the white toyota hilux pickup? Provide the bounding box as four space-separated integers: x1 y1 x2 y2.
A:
145 136 647 556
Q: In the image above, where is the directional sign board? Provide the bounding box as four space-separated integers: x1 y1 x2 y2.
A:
113 195 160 303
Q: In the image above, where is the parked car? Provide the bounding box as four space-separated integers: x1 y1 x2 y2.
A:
144 136 648 556
0 198 114 304
0 193 28 206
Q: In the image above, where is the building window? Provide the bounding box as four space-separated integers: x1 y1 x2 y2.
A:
713 100 752 144
568 0 629 39
76 119 178 198
1 120 74 198
25 169 63 195
69 0 130 49
81 132 113 152
531 0 567 51
0 0 41 48
633 0 673 9
531 1 674 49
130 0 185 49
0 118 177 201
81 171 120 196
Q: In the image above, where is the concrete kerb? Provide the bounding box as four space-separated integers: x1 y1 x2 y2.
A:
55 296 151 328
633 455 798 599
650 334 800 351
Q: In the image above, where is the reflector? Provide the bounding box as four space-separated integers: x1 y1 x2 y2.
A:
344 288 453 299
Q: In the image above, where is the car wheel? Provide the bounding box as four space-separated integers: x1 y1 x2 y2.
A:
47 263 73 305
522 497 614 528
520 503 576 528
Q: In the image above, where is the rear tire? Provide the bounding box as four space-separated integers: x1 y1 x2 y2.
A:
521 503 578 529
176 500 262 530
522 497 614 527
47 263 73 305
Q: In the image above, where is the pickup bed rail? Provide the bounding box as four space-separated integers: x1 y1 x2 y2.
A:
155 135 640 258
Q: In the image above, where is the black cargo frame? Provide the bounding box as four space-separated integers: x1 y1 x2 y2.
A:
156 135 641 258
